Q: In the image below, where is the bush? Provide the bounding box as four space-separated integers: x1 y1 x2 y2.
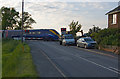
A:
90 28 120 46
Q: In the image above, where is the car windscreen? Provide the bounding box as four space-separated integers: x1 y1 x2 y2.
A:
84 38 94 41
65 36 74 39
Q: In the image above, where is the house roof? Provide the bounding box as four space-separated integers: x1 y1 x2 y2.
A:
106 5 120 15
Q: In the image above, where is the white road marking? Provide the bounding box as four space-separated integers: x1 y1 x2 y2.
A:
55 45 119 75
73 54 120 74
31 42 119 76
109 67 120 72
40 49 67 78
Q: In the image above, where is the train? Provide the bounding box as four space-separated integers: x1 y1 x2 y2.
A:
1 29 60 41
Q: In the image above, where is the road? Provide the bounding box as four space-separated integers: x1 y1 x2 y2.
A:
27 40 119 77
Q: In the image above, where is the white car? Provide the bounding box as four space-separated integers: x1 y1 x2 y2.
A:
61 34 75 46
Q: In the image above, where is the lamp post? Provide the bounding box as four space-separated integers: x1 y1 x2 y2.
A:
22 0 24 43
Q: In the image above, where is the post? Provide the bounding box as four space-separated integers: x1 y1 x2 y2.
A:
22 0 24 43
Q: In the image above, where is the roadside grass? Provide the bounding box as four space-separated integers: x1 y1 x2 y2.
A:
2 39 38 77
0 39 2 78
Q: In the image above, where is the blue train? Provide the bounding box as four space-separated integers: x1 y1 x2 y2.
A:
2 29 60 41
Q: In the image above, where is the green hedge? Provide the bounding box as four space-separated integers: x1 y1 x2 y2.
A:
90 28 120 46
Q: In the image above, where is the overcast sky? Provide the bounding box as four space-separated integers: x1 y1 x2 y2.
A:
0 0 119 34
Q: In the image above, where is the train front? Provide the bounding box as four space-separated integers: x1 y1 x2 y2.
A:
24 29 60 41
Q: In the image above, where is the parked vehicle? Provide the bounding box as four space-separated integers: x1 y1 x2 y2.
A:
59 34 75 46
76 37 97 48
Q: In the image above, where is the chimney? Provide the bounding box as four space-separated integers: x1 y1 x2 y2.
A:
118 1 120 6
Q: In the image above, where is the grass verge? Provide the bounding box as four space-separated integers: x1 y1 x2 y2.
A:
2 39 38 77
0 39 2 79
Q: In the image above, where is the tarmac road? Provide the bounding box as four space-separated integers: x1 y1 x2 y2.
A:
27 40 119 77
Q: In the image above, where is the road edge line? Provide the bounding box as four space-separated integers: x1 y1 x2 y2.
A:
40 49 67 78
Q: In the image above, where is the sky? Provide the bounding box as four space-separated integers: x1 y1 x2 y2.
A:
0 0 119 34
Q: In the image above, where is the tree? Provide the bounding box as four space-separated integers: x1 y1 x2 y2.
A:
15 12 36 30
1 7 10 30
1 6 19 30
69 20 82 38
0 9 2 30
1 6 36 30
86 25 101 36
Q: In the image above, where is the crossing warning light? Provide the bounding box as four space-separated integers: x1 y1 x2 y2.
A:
61 28 66 31
25 30 29 33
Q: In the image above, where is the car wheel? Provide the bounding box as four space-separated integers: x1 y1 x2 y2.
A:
84 45 87 49
60 41 62 45
62 42 66 46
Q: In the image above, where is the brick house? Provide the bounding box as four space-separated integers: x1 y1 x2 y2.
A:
106 5 120 28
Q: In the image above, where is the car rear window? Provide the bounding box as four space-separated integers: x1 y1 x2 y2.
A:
84 38 93 41
65 36 74 39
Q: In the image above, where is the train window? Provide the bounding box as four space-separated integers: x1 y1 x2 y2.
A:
29 32 32 34
32 32 35 34
38 32 41 34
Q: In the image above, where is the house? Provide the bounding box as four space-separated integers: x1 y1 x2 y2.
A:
106 3 120 28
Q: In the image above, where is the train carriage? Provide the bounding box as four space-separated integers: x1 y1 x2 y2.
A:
2 29 60 41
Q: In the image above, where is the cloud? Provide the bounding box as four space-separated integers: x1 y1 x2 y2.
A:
5 0 119 2
0 1 118 33
25 2 105 33
88 2 104 9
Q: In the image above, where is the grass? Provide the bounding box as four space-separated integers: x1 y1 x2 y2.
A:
0 39 2 79
2 39 38 77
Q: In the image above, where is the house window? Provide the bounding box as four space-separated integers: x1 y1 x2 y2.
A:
38 32 41 34
112 14 117 24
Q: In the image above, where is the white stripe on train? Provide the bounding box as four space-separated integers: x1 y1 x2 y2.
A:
25 37 43 40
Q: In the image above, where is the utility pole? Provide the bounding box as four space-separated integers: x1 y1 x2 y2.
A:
118 1 120 6
22 0 24 43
